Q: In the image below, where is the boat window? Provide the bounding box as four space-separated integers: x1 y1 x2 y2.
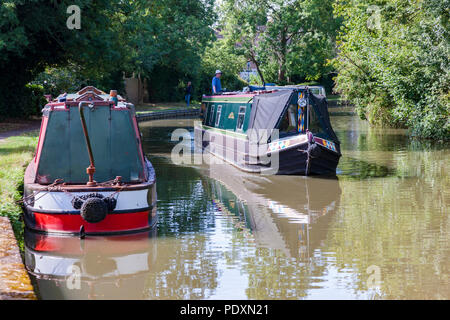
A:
308 105 323 134
236 106 246 131
201 103 207 123
279 104 298 136
309 87 326 97
310 88 320 95
215 105 222 127
208 105 215 125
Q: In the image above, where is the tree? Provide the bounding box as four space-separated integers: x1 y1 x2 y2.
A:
115 0 216 100
219 0 341 84
333 0 449 140
219 0 268 84
0 0 122 118
199 38 248 95
0 0 216 117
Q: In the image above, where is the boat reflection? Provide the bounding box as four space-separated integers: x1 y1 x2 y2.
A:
200 162 342 259
24 229 157 299
24 156 342 299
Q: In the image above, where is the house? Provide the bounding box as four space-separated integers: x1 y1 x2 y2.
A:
239 60 259 81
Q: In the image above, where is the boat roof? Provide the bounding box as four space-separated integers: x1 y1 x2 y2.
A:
203 88 339 144
247 84 325 94
202 84 324 99
52 86 126 103
34 86 146 184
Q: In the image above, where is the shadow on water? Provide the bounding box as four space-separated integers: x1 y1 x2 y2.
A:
337 157 393 180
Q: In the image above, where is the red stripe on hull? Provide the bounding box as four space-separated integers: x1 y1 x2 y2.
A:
32 211 151 234
28 231 154 254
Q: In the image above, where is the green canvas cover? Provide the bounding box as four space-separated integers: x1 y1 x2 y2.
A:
36 105 144 184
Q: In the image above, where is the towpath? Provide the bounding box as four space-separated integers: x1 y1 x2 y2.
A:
0 120 40 142
0 217 36 300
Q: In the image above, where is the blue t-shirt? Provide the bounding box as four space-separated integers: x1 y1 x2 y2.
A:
212 76 222 94
110 96 118 106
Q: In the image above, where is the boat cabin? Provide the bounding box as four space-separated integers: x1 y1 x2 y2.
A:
201 88 338 144
32 86 147 185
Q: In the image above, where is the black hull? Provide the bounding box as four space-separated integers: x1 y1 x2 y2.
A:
275 142 340 175
195 126 341 176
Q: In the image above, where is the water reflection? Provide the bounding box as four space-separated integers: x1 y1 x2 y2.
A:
25 112 450 300
25 230 158 299
203 162 341 259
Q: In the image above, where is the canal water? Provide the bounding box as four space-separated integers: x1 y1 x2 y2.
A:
25 108 449 299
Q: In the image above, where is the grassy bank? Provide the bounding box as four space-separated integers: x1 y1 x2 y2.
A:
0 131 39 251
0 101 193 249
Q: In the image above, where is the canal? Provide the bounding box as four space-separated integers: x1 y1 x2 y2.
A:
25 108 449 299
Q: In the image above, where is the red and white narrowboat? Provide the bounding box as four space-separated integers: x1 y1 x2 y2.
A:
23 86 157 236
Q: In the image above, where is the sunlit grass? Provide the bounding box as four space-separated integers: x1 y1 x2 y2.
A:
0 131 39 250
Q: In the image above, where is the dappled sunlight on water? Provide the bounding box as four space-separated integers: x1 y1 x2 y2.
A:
26 113 449 299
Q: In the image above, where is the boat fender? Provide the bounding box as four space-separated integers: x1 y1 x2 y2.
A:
80 197 108 223
71 193 117 223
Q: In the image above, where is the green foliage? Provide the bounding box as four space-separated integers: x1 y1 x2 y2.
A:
219 0 341 84
0 0 122 117
33 65 85 97
198 40 248 96
333 0 450 140
0 132 39 250
24 84 47 117
0 0 216 112
115 0 216 101
33 65 125 98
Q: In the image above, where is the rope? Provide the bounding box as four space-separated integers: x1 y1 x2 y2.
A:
18 179 65 205
18 176 130 206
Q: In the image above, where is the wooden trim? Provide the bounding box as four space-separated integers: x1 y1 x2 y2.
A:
201 124 248 140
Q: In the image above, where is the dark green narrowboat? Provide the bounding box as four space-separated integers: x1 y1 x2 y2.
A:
196 86 341 175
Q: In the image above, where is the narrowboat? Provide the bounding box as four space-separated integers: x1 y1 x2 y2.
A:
23 86 157 235
195 86 341 175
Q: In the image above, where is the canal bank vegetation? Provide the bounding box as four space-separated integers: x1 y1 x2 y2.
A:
0 132 39 250
0 0 448 140
0 0 216 118
332 0 449 140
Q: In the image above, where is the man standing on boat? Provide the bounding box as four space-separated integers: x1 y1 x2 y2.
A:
212 70 222 94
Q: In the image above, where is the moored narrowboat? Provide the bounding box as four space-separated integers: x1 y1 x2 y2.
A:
23 86 157 235
196 86 341 175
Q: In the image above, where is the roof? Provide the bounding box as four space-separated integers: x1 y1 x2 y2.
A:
248 90 295 144
54 86 125 102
